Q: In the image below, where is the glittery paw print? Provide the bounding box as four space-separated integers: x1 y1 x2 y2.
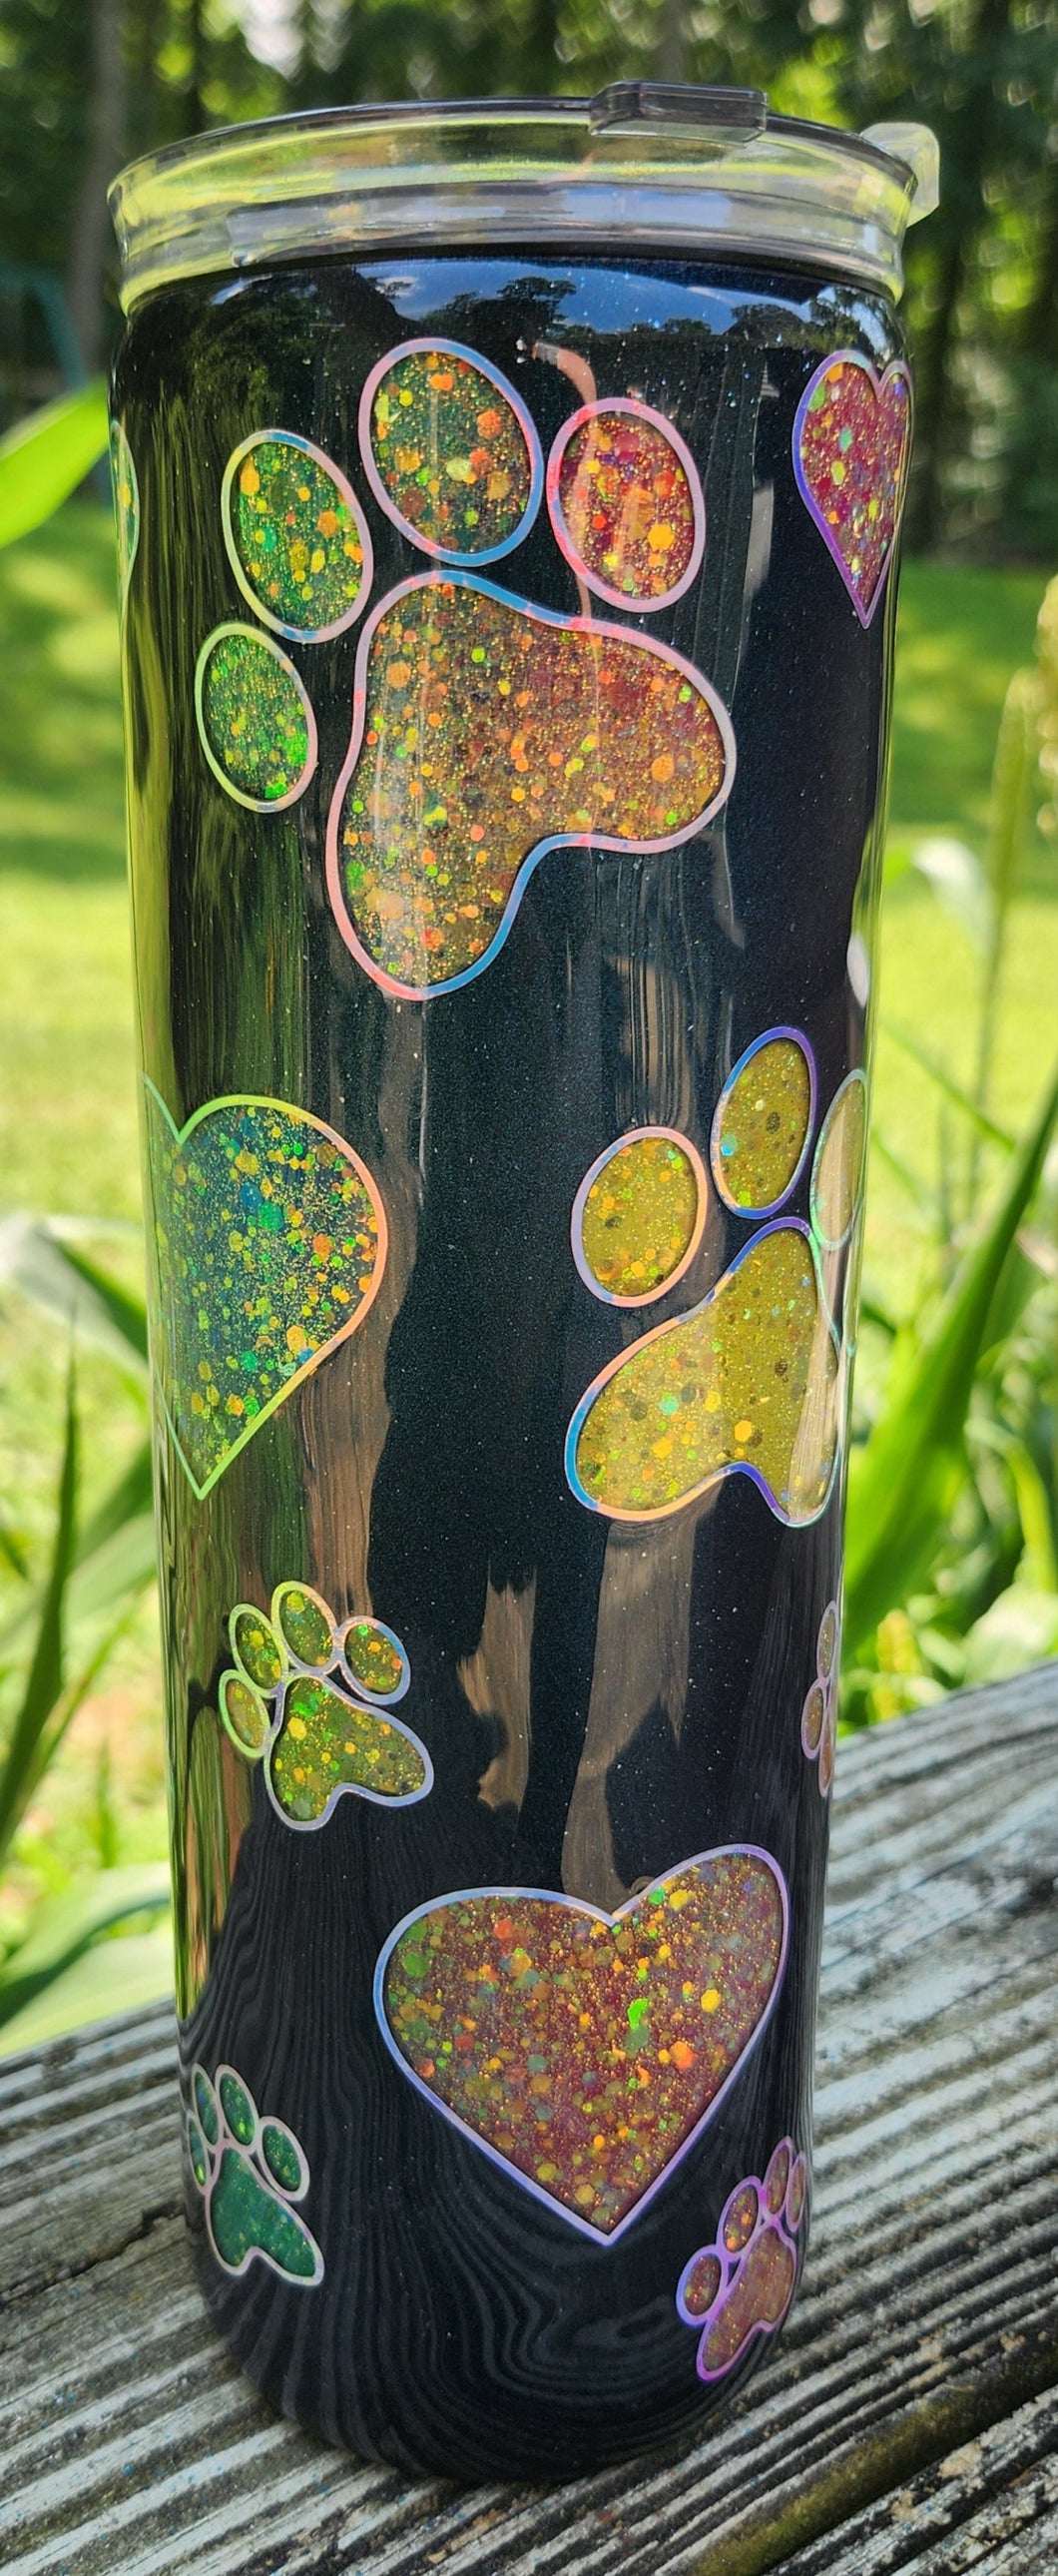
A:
566 1031 840 1528
326 338 733 998
677 2136 806 2381
196 430 373 809
375 1847 788 2242
219 1581 431 1827
801 1599 840 1795
187 2063 323 2285
794 351 911 626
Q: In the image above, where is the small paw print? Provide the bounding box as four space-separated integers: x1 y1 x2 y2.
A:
219 1580 432 1827
801 1598 840 1795
565 1033 840 1530
676 2135 806 2381
187 2062 323 2285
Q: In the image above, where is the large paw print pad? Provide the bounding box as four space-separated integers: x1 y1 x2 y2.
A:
801 1598 840 1794
677 2136 806 2379
223 430 372 640
566 1222 839 1527
572 1128 707 1307
143 1084 385 1498
794 352 911 626
195 624 317 811
376 1848 788 2242
219 1581 430 1825
328 574 733 996
547 399 704 609
360 339 542 564
711 1029 815 1217
187 2063 323 2285
811 1068 867 1250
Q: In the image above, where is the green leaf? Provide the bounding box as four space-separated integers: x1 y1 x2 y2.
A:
0 1370 78 1867
0 381 109 550
0 1215 148 1379
50 1241 148 1363
0 1865 171 2031
962 1587 1058 1688
970 1420 1058 1593
844 1058 1058 1650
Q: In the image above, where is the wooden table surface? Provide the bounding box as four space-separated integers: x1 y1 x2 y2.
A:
3 1663 1058 2575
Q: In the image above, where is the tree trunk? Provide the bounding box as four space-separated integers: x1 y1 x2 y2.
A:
185 0 208 132
656 0 687 85
1024 155 1058 362
907 228 965 551
67 0 126 373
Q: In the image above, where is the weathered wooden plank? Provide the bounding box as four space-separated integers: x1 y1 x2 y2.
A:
2 1665 1058 2576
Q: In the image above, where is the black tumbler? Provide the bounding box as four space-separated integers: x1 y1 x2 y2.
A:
108 88 936 2478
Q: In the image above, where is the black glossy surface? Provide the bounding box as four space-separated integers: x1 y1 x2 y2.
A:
114 249 903 2477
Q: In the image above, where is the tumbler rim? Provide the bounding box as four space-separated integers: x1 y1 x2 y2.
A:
109 87 938 314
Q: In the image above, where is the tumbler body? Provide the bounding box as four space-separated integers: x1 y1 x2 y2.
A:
111 131 917 2476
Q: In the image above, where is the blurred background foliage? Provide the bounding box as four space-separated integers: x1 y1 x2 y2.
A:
0 4 1056 2048
2 0 1058 554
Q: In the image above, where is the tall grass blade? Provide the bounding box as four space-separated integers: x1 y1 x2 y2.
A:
844 1058 1058 1649
0 1369 78 1866
882 1020 1016 1149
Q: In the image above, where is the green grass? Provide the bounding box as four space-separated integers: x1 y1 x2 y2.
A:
0 501 1054 2044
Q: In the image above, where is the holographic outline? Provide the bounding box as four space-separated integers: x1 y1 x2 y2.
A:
793 351 912 631
373 1845 790 2248
545 396 706 613
676 2136 807 2381
357 337 545 568
571 1126 708 1310
219 1667 269 1761
220 1587 430 1830
270 1579 337 1670
110 418 140 610
142 1078 387 1502
710 1027 817 1219
187 2060 324 2287
801 1596 840 1796
221 427 374 643
810 1066 868 1250
325 568 737 1001
193 622 319 814
336 1612 411 1705
564 1217 841 1529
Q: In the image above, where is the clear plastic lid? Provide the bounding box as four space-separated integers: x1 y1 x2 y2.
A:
110 87 938 314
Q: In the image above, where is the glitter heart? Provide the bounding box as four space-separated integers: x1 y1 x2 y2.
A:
375 1848 788 2242
326 570 734 998
143 1082 387 1499
794 351 911 627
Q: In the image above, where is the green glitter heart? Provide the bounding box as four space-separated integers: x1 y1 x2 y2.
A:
143 1081 387 1499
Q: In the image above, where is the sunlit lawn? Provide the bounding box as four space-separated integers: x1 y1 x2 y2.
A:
0 502 1054 2048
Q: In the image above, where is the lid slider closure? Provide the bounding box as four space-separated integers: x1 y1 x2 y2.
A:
590 83 768 146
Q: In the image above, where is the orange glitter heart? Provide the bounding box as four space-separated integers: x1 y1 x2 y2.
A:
375 1849 788 2242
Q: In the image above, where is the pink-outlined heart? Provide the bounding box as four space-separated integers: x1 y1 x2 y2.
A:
794 351 912 628
374 1846 789 2245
